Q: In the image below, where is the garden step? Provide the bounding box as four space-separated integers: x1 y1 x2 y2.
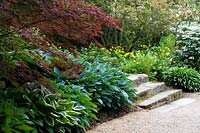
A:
138 89 183 109
136 82 167 100
128 74 149 87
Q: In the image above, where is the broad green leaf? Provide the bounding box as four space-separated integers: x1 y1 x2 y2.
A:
44 116 54 127
16 124 34 131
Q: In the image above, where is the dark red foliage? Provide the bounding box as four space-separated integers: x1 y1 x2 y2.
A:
0 0 120 47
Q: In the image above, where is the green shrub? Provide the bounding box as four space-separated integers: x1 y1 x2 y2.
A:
121 34 175 80
80 45 121 68
124 51 157 76
175 22 200 48
150 34 176 80
174 22 200 71
70 61 137 109
174 44 200 72
163 67 200 92
94 0 178 50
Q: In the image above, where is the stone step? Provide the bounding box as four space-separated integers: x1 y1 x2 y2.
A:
128 74 149 87
153 98 196 113
136 82 166 100
138 89 183 109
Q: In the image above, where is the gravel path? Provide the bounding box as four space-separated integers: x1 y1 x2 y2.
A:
87 93 200 133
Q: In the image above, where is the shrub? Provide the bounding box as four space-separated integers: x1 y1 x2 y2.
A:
93 0 178 50
70 61 137 109
174 22 200 71
124 51 157 76
174 44 200 72
150 34 176 80
175 22 200 48
117 35 175 80
163 67 200 92
80 45 121 68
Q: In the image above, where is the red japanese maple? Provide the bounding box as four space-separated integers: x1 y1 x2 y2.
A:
0 0 120 47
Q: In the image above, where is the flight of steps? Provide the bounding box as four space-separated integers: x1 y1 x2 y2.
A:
128 74 183 109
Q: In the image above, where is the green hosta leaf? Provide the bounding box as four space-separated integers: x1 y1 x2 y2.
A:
1 126 13 133
33 119 43 127
44 116 54 127
20 54 35 65
50 112 60 118
96 98 103 105
16 124 34 131
23 120 35 126
54 67 61 77
46 127 54 133
96 64 106 72
57 111 67 117
121 90 129 99
32 129 38 133
56 105 66 111
56 118 72 125
88 112 97 119
73 106 85 111
15 113 29 120
110 86 119 92
67 111 81 116
44 94 56 100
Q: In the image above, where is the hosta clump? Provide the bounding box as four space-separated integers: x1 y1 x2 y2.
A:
70 61 137 109
22 85 95 133
163 67 200 92
174 43 200 72
52 82 98 131
0 85 95 133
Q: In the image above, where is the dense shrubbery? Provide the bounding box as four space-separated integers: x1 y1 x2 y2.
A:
163 67 200 92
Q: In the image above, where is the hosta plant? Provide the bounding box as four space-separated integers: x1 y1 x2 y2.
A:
163 67 200 92
70 60 137 109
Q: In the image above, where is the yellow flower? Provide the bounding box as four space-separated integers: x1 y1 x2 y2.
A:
101 48 106 51
154 52 158 56
124 53 130 57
